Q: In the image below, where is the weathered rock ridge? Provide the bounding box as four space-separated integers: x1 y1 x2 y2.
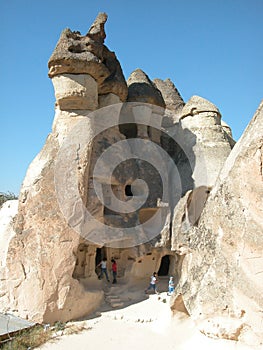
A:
171 101 263 345
0 12 261 348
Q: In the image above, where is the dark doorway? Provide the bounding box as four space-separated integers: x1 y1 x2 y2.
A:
95 247 107 277
158 255 170 276
95 248 102 267
95 247 107 265
125 184 133 197
119 123 138 139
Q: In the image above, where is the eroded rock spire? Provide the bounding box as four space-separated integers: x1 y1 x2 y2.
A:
48 12 127 102
154 78 185 113
86 12 107 43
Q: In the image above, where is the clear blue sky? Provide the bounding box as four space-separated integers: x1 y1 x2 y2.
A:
1 0 262 195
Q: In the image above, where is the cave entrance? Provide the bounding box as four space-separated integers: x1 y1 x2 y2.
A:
95 247 107 265
95 248 102 267
95 247 107 276
125 184 133 197
158 255 171 276
119 123 138 139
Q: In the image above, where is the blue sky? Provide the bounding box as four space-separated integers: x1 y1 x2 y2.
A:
1 0 262 194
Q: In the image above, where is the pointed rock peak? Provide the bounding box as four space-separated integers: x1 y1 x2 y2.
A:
181 95 220 118
86 12 108 44
127 69 152 85
127 69 165 107
154 78 185 112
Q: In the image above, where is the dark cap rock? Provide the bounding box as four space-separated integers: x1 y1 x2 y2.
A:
127 69 165 107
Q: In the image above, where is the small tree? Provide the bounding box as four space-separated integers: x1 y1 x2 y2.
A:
0 192 18 207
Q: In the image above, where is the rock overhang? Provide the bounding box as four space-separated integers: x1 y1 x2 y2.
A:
48 12 128 102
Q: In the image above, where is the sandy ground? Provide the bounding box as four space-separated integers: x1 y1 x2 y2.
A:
38 278 258 350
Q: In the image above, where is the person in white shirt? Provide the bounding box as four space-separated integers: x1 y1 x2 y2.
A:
145 272 159 294
97 257 110 282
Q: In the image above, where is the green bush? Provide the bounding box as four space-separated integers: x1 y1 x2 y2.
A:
1 325 52 350
0 192 18 208
0 322 91 349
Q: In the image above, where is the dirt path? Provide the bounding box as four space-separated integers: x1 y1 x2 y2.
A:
37 279 254 350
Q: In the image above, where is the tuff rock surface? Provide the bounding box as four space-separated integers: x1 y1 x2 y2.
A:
0 12 261 348
171 101 263 346
154 78 185 114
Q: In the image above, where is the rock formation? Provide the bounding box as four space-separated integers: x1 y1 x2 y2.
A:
48 12 127 104
171 101 263 346
127 69 165 107
0 12 261 348
154 78 185 115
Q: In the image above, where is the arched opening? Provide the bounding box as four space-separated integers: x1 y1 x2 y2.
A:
158 255 170 276
95 247 107 277
95 248 102 267
125 184 133 197
119 123 138 139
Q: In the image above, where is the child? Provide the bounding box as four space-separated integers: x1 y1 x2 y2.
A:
145 272 158 294
168 276 174 295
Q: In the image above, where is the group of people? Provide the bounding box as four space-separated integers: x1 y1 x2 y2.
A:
97 257 117 284
97 259 175 295
144 272 175 295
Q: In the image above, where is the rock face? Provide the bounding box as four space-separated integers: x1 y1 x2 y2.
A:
171 101 263 346
0 200 18 268
3 13 261 349
179 95 233 187
48 12 128 106
0 14 174 323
